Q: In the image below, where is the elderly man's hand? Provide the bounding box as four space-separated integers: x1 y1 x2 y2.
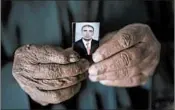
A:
88 23 161 87
12 45 89 105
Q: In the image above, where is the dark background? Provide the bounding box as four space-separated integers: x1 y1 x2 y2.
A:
1 0 174 109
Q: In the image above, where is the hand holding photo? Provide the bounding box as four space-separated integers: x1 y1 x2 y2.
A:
72 22 100 59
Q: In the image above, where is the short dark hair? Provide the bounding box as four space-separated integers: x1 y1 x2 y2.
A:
81 25 94 32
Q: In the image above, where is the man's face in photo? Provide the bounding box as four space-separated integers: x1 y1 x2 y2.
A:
82 25 94 40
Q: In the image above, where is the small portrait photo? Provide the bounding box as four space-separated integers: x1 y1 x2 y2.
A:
72 22 100 58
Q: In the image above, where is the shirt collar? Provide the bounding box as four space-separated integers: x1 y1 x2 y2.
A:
82 38 92 43
82 38 92 48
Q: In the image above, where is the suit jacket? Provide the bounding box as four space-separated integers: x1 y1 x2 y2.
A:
73 39 99 58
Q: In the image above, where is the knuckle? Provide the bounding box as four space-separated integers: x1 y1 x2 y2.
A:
110 63 117 71
16 44 32 54
51 92 60 103
122 68 129 77
120 52 131 66
139 24 151 32
45 64 60 76
12 59 24 73
14 45 36 61
24 44 32 50
143 24 150 29
119 32 133 48
117 68 129 79
14 46 24 56
50 64 58 72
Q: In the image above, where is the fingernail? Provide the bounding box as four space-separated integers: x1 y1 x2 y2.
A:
141 81 147 85
89 76 98 82
69 58 78 62
100 80 109 84
69 53 79 62
92 53 103 62
69 53 76 58
88 65 98 75
69 53 79 59
26 44 31 50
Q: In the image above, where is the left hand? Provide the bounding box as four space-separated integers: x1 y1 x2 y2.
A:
88 23 161 87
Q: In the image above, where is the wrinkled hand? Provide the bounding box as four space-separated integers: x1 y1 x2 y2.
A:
89 23 161 87
12 45 89 105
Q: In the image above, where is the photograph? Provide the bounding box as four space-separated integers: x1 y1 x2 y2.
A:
72 22 100 58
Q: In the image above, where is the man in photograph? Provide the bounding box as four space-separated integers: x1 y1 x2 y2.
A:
73 24 99 57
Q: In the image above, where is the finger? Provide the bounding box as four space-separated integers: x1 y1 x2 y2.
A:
30 84 81 105
15 74 81 104
99 74 148 87
15 59 89 79
90 48 159 81
15 73 86 90
89 66 140 82
89 42 150 76
93 23 151 62
89 50 157 82
15 45 80 64
89 44 159 82
63 48 80 62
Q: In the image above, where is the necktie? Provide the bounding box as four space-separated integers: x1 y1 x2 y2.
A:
86 42 90 55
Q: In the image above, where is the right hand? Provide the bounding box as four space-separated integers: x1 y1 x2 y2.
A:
12 45 89 105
